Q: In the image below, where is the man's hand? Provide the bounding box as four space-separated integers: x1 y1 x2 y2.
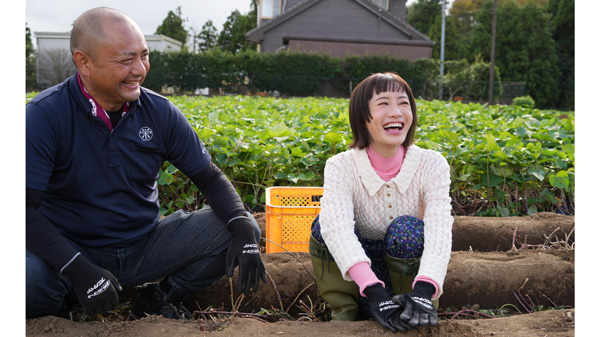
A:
61 253 122 316
225 217 267 295
392 281 438 327
363 284 412 332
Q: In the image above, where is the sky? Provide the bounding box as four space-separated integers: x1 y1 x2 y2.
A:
26 0 256 47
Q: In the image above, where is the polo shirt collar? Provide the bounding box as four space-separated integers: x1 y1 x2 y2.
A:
68 72 142 114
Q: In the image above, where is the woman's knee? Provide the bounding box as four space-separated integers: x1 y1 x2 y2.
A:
385 216 425 259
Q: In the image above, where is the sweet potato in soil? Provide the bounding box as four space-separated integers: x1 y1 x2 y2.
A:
26 213 575 336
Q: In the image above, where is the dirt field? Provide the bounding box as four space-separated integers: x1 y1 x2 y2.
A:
26 213 576 336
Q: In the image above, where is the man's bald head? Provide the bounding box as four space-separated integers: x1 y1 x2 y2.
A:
70 7 140 58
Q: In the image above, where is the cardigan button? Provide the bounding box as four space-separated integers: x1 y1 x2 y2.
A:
388 205 392 208
389 216 394 220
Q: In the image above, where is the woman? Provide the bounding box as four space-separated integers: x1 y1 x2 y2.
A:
309 72 453 332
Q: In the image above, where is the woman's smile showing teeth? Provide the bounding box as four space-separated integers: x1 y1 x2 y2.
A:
383 122 404 133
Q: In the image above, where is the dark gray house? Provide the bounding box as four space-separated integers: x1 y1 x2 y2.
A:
247 0 434 61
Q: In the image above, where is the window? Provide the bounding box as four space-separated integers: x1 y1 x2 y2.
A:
260 0 281 18
370 0 389 10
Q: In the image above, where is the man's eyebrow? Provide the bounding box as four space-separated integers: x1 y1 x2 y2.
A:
122 48 149 56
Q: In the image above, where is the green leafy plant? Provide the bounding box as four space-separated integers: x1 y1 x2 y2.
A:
25 92 574 216
512 95 535 108
417 100 574 216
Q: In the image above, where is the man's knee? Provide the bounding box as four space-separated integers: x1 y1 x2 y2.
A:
26 251 72 318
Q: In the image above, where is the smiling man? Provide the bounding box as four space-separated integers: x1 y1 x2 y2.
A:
26 7 266 320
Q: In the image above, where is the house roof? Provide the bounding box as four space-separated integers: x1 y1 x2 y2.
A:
246 0 433 45
34 32 71 39
34 32 182 46
145 34 183 47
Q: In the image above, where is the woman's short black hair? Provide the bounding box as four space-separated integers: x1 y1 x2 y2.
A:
348 72 417 149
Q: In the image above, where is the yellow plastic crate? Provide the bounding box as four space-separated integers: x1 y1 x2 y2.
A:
265 186 323 253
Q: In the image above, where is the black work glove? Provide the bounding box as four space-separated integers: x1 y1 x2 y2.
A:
364 284 412 333
225 217 267 295
392 281 438 327
61 253 122 316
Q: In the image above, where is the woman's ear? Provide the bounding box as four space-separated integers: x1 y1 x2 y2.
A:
72 50 90 76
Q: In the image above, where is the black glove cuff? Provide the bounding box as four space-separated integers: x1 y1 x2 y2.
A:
61 252 91 283
412 281 435 299
60 252 82 274
227 217 255 236
363 283 388 301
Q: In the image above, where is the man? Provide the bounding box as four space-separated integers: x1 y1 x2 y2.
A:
26 7 266 319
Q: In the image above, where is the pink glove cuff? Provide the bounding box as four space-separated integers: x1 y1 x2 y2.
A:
348 262 385 297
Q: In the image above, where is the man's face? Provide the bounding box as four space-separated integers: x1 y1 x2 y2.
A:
84 20 150 111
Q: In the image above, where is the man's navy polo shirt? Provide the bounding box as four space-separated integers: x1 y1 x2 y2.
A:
26 74 212 248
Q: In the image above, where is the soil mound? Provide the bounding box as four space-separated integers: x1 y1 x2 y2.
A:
26 213 576 336
26 309 575 336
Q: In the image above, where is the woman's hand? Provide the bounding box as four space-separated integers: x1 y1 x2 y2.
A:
364 284 413 332
392 281 438 327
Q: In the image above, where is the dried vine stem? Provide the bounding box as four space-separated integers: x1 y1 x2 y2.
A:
439 309 495 320
193 309 271 322
265 270 284 312
286 282 315 313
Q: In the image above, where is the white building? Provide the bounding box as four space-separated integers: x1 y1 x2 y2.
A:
34 32 182 89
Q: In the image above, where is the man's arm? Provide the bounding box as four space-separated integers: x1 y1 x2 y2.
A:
189 162 266 294
26 187 78 270
188 161 247 222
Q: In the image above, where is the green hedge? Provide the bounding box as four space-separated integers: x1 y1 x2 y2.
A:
144 50 500 101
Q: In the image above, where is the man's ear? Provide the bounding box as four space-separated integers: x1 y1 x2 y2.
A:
72 50 91 76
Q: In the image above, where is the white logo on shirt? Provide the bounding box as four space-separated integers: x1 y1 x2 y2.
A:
139 127 153 141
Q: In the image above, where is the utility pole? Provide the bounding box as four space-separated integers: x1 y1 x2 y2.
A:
488 0 498 104
439 0 446 100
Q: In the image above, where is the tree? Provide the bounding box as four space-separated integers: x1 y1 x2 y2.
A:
406 0 443 37
217 2 257 54
26 24 37 91
548 0 574 110
156 7 188 50
37 48 76 87
448 0 551 62
196 20 219 52
447 0 484 60
428 12 460 60
469 0 560 108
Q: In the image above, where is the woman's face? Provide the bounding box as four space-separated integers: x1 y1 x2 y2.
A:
366 88 413 158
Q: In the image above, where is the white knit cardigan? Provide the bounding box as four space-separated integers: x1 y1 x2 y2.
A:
319 144 453 298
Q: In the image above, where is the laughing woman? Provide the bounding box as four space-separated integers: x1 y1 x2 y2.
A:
309 72 453 332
